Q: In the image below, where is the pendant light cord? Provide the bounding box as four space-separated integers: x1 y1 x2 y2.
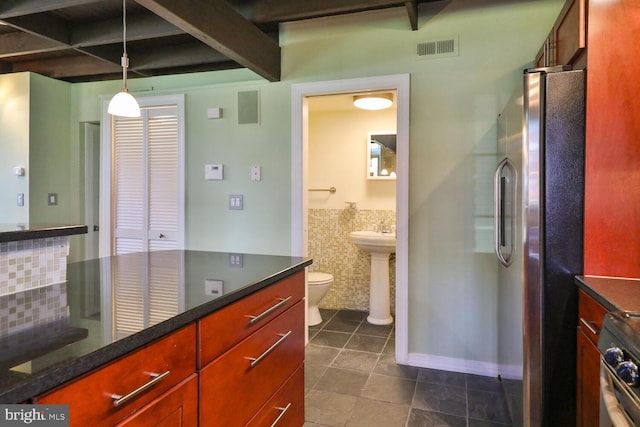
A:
120 0 129 90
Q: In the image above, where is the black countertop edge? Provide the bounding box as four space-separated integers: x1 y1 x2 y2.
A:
0 224 88 243
575 275 618 311
0 257 312 403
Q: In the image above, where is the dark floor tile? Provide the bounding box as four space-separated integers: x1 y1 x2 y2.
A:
467 389 512 425
344 334 387 353
466 373 503 393
305 363 329 389
310 330 352 348
345 398 409 427
412 381 467 418
383 337 396 355
334 309 368 321
331 349 379 373
314 367 370 396
374 354 420 379
319 307 339 320
468 419 513 427
305 344 341 365
361 373 416 405
324 316 362 333
417 368 466 388
355 321 393 337
305 389 358 426
407 408 467 427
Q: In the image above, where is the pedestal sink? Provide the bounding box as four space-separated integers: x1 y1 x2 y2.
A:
348 230 396 325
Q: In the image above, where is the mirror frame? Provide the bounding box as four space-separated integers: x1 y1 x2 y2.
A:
367 130 397 180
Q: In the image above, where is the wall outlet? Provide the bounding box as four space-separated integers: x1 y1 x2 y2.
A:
205 279 224 297
48 193 57 206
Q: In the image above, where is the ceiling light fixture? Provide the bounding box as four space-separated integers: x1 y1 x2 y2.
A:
108 0 140 117
353 93 393 110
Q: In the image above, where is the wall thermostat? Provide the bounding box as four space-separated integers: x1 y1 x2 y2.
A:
205 164 223 180
14 167 25 176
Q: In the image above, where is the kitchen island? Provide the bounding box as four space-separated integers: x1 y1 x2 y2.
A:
0 250 311 426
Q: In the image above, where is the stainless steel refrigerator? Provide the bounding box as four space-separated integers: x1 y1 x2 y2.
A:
495 66 585 427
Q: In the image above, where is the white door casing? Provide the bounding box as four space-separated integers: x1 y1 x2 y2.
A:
291 74 410 364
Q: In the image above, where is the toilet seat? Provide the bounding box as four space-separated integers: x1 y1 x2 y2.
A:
308 272 333 285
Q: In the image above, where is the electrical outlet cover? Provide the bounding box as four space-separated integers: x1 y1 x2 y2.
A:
205 279 224 297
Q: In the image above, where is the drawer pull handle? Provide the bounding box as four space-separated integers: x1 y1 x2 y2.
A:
110 371 170 407
580 317 599 336
247 331 292 368
270 403 292 427
245 296 292 325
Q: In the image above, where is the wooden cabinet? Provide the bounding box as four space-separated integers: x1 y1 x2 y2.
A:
576 290 607 427
116 375 198 427
583 0 640 277
37 325 196 427
198 270 305 366
535 0 587 68
199 300 305 426
35 271 306 426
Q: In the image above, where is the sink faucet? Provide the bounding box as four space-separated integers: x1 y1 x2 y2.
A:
378 221 391 233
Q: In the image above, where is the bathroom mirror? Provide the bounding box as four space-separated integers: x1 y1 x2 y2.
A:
367 131 396 180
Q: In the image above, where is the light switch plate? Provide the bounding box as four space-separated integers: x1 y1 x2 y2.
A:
229 194 243 210
205 164 223 180
229 253 243 267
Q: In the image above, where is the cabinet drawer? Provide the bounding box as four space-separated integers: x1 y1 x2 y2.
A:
199 301 305 427
246 364 305 427
37 325 196 427
116 374 198 427
198 270 304 366
578 289 608 346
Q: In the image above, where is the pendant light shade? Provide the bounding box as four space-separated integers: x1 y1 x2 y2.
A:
353 93 393 110
108 0 140 117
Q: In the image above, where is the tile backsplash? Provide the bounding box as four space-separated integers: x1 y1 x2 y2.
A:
308 208 396 312
0 237 70 296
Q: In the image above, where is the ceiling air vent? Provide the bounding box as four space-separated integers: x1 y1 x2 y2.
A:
416 36 459 60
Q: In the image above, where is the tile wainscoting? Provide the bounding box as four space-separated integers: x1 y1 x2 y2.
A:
308 208 396 312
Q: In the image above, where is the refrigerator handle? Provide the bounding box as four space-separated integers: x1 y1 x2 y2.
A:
494 158 515 267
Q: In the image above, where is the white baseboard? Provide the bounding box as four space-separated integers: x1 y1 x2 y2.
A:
406 352 501 378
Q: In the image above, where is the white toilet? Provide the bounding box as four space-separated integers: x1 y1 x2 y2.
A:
307 271 334 326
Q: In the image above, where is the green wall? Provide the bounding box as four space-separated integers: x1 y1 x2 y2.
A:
0 73 30 223
8 0 563 368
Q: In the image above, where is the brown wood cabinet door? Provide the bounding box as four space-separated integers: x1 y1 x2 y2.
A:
554 0 586 66
576 328 600 427
116 374 198 427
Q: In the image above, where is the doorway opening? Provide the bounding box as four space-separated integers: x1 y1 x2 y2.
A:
291 74 410 363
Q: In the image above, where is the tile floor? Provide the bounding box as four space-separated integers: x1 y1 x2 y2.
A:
305 309 514 427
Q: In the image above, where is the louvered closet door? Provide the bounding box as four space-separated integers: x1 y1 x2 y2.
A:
112 106 180 255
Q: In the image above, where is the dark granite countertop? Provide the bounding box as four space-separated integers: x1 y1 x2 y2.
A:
0 250 312 403
575 275 640 312
0 223 88 243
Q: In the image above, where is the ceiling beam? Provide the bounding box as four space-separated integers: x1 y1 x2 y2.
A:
405 1 418 30
11 53 122 79
0 32 67 58
0 0 101 19
3 13 72 45
73 13 184 47
134 0 281 81
241 0 413 23
129 42 230 70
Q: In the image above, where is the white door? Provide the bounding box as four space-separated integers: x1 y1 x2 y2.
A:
109 98 185 255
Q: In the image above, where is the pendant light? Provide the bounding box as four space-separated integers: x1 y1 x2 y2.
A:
353 93 393 110
108 0 140 117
